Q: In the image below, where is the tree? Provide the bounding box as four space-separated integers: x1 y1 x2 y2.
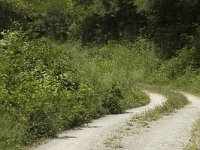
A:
0 0 31 32
134 0 200 58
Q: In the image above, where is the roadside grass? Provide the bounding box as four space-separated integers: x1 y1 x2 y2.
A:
133 86 189 124
104 135 123 149
185 119 200 150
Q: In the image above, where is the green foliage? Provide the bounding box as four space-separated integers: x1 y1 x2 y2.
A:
0 115 26 150
146 26 200 93
0 0 147 42
0 31 153 149
102 84 124 114
134 0 200 59
1 0 200 59
0 0 32 32
123 88 150 109
2 0 200 149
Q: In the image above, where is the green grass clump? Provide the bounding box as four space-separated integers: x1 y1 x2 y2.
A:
135 86 189 122
122 88 150 110
186 119 200 150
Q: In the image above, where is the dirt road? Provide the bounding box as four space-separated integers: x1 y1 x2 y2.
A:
105 93 200 150
34 92 166 150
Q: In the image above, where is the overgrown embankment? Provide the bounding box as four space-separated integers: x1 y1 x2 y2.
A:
0 32 157 150
1 29 200 150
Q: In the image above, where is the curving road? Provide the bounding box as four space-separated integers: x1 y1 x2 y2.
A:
34 92 166 150
107 93 200 150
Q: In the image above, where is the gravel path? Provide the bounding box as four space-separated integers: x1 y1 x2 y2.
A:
109 93 200 150
34 92 166 150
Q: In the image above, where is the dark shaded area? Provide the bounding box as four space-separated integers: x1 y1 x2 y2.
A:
1 0 200 60
54 136 77 139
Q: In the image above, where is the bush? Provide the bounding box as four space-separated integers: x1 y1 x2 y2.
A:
102 84 124 114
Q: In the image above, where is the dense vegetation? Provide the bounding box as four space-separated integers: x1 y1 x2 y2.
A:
1 0 200 149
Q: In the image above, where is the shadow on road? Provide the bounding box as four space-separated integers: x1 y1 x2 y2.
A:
54 136 77 139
